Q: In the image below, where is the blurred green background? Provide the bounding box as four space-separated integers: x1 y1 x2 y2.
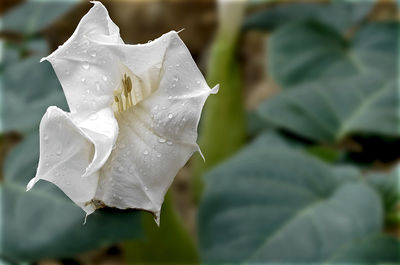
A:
1 0 399 264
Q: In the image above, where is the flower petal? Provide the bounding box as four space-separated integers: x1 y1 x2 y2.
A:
26 106 99 214
92 32 218 224
42 1 123 114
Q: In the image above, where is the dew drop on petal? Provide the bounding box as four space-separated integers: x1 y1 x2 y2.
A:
158 138 166 143
196 80 201 85
168 96 172 100
144 186 149 191
156 153 161 158
168 113 173 119
89 50 97 57
82 61 90 70
102 75 108 81
81 78 86 83
167 141 173 145
143 150 149 155
43 134 49 141
56 149 62 156
95 82 101 91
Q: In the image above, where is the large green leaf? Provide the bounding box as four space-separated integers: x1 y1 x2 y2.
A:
243 1 374 33
1 56 68 134
268 21 398 88
258 74 399 142
2 0 79 36
198 133 397 263
1 132 142 263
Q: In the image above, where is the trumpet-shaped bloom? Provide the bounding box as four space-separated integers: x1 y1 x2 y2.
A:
26 1 218 224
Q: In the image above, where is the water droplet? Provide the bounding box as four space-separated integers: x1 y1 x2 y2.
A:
168 113 173 119
172 84 176 88
173 76 179 82
167 141 173 145
156 153 161 158
196 80 201 85
102 75 108 81
158 138 166 143
44 134 49 141
56 149 62 156
81 78 86 83
82 61 90 70
176 64 180 67
144 186 149 191
89 50 97 57
168 96 172 100
95 82 101 92
143 150 149 155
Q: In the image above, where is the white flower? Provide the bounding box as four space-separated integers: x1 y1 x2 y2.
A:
26 1 218 224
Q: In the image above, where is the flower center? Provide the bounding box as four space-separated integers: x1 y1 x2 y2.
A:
113 74 133 113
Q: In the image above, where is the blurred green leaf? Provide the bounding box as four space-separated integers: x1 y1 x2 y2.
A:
1 56 68 134
243 1 374 32
329 235 400 263
198 132 396 263
258 74 399 142
1 132 142 263
193 1 247 200
124 194 198 265
268 21 398 88
366 167 400 225
1 0 79 36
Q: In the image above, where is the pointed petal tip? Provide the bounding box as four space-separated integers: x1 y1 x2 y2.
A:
26 178 37 192
154 212 161 226
83 213 89 225
197 146 205 162
210 84 219 94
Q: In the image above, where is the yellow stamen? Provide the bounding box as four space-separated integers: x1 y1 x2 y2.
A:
113 89 123 113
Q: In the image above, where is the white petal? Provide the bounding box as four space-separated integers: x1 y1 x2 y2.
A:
26 106 99 214
42 1 123 114
93 32 217 223
72 107 118 177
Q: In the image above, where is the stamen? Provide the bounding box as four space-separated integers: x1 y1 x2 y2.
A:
113 74 135 113
113 89 123 113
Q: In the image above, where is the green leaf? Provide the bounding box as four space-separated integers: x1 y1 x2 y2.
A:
268 21 398 88
124 194 199 265
329 235 400 263
2 0 79 36
1 132 142 263
198 133 395 263
258 74 399 142
243 1 374 33
366 167 400 225
193 2 247 200
1 56 68 134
